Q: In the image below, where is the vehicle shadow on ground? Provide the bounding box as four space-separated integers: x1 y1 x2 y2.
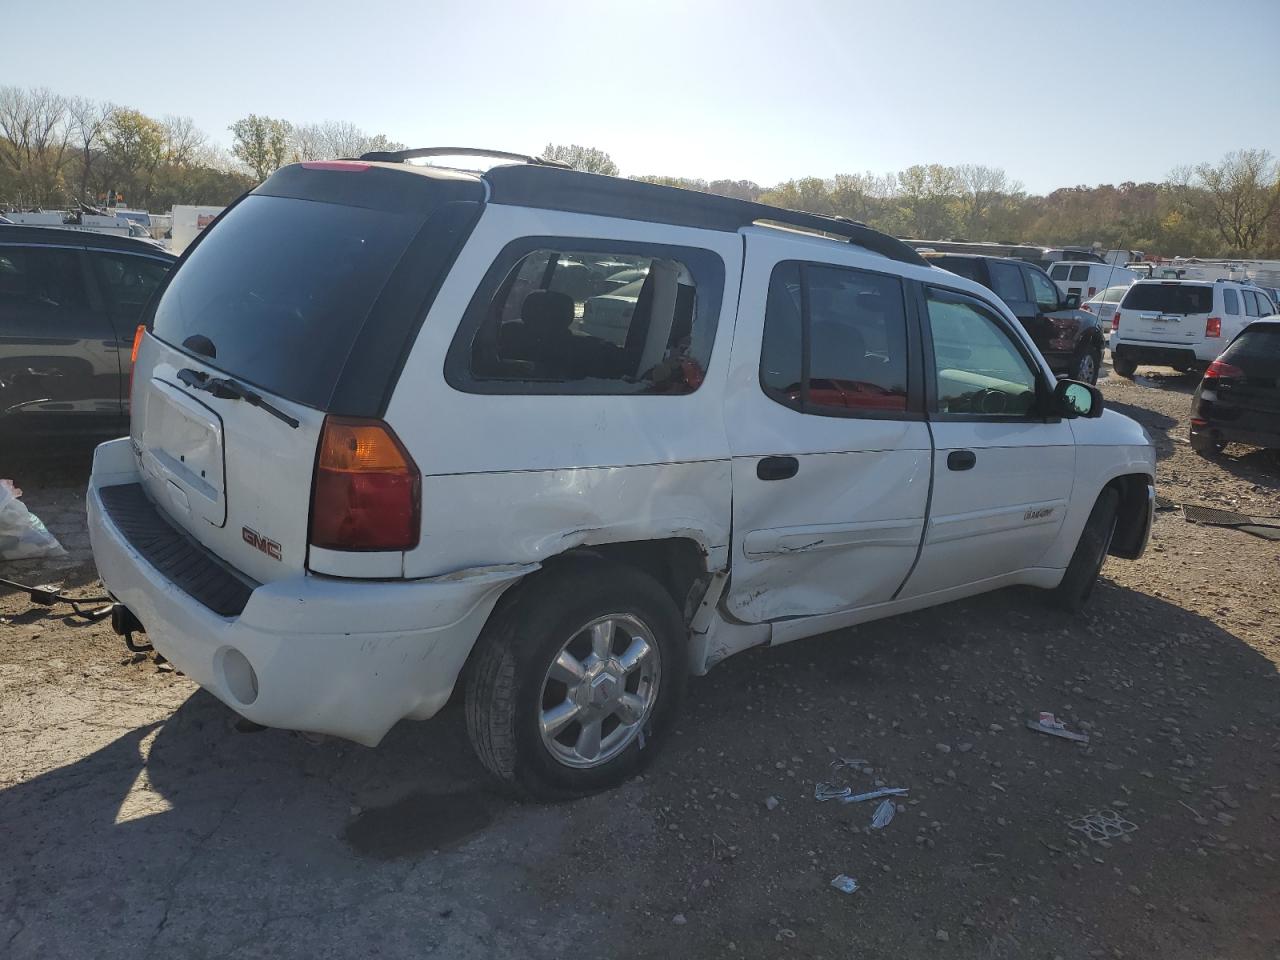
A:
1212 446 1280 491
1103 397 1179 461
1 581 1277 958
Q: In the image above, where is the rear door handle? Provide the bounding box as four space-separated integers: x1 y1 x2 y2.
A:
947 450 977 471
757 455 799 481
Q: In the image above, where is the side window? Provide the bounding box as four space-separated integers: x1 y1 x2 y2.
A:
760 261 910 415
1068 265 1090 281
455 242 721 395
91 252 171 325
1243 291 1261 318
1223 288 1240 316
1049 264 1069 281
1027 268 1061 311
988 261 1027 302
925 288 1039 418
0 246 87 318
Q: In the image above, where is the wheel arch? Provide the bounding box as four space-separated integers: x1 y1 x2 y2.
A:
1105 472 1155 560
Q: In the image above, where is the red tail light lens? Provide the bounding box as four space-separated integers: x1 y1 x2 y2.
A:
1203 359 1242 380
310 418 420 551
1111 311 1120 332
128 324 146 398
1205 317 1222 338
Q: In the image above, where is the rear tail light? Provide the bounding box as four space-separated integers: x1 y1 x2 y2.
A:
1205 317 1222 338
310 417 420 551
1203 359 1242 380
1081 303 1093 313
1111 311 1120 332
128 324 146 397
1088 286 1097 298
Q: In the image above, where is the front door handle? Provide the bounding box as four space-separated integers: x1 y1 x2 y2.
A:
757 455 799 481
947 449 977 471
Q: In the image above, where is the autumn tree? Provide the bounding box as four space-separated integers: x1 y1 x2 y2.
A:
541 143 619 176
230 114 292 181
102 109 165 207
1193 149 1280 254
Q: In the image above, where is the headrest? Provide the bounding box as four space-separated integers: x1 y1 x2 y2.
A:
521 290 574 334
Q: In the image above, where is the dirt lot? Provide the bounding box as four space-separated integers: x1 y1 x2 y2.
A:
2 363 1278 960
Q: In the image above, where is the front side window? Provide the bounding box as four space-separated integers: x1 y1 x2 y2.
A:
457 242 720 395
0 246 86 319
988 261 1026 302
1223 288 1240 316
760 261 910 414
1027 268 1061 311
925 288 1039 418
91 252 171 325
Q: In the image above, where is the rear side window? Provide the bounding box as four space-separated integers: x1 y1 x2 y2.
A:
151 194 425 409
760 261 910 415
988 261 1026 302
1121 283 1213 314
453 240 723 395
90 252 171 326
1223 288 1240 315
931 257 982 282
1243 291 1261 317
0 246 86 315
1068 265 1090 281
1049 264 1069 280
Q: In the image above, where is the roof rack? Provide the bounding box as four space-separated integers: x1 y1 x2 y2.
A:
357 146 571 169
482 165 928 267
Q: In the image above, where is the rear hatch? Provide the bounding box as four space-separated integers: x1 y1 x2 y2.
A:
130 161 482 583
1204 324 1280 432
1119 282 1214 345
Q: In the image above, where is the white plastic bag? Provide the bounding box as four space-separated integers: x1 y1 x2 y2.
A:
0 479 67 561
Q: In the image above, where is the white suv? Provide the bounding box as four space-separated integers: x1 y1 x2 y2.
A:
88 149 1156 798
1111 278 1278 377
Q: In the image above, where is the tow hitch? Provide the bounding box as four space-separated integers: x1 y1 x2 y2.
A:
110 603 153 653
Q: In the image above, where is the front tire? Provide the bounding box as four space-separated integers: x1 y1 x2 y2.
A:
1112 356 1137 378
465 559 687 799
1050 488 1120 613
1072 346 1102 385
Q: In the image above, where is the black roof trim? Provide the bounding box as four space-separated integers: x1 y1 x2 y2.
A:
358 146 571 169
0 224 176 257
482 165 929 267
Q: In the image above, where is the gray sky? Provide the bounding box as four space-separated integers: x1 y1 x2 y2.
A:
7 0 1279 193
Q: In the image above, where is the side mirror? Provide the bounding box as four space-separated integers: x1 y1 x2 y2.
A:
1061 293 1081 310
1054 379 1103 418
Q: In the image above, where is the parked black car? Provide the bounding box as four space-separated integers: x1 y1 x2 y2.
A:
927 253 1104 383
0 226 176 441
1189 318 1280 457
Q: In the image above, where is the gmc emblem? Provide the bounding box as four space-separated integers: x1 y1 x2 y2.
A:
242 526 282 561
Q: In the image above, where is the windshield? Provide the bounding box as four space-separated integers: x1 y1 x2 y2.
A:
151 194 422 408
1121 283 1213 314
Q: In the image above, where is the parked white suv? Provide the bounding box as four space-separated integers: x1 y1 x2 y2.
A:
87 149 1156 798
1111 278 1278 377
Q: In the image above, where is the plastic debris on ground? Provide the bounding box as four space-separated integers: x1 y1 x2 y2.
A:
830 874 859 894
814 756 908 805
1025 711 1089 743
870 797 896 829
1067 809 1139 843
0 480 66 561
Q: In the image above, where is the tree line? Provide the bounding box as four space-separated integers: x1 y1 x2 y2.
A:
3 86 1278 258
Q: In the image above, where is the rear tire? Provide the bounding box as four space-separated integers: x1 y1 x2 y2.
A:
1190 431 1225 458
464 559 687 800
1050 488 1120 613
1112 357 1137 378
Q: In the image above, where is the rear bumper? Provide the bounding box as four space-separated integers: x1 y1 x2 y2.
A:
87 438 532 746
1112 340 1211 367
1190 420 1280 450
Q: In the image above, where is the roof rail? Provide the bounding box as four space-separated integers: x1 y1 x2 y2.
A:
482 165 929 267
357 146 571 169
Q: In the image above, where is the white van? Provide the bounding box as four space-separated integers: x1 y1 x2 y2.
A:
1111 279 1277 376
1048 261 1136 302
87 149 1157 797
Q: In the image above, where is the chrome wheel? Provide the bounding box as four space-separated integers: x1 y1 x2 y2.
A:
1076 351 1098 384
538 613 661 769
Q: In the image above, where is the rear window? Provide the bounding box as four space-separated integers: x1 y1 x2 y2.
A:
1223 325 1280 364
1121 283 1213 315
1097 285 1129 303
1049 264 1069 280
151 194 423 408
1068 265 1089 281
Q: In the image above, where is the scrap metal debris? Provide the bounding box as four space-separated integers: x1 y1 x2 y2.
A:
1181 503 1280 542
1026 712 1089 743
1068 809 1139 844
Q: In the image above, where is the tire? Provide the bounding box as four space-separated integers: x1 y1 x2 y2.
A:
1072 346 1102 385
1050 487 1120 613
465 559 687 800
1190 431 1225 458
1112 357 1137 378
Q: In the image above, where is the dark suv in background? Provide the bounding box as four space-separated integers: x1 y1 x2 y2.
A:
927 253 1104 383
0 226 175 442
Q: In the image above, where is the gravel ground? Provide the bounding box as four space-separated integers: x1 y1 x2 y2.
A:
1 361 1278 960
